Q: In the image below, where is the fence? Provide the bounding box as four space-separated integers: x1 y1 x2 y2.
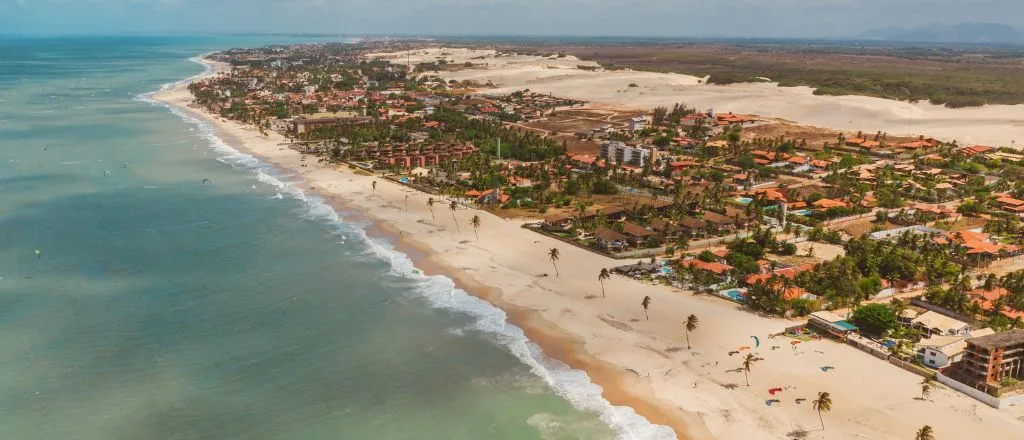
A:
846 334 889 360
936 373 1003 408
887 357 933 378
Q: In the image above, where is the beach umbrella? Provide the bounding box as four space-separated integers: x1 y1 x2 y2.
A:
750 335 760 348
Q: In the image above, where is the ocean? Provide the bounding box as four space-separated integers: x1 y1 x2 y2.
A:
0 36 672 439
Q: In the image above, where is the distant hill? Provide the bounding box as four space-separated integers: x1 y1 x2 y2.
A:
856 23 1024 44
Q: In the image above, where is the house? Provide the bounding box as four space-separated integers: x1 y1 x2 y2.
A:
899 140 931 151
788 155 809 167
703 211 739 232
812 198 849 209
650 218 677 238
542 213 574 231
935 230 1021 259
678 217 708 237
971 288 1024 320
681 259 734 276
911 311 971 337
810 160 831 171
622 222 658 245
670 160 698 172
916 335 967 369
746 263 816 285
568 154 601 169
594 228 629 252
960 145 994 156
996 196 1024 215
473 189 510 205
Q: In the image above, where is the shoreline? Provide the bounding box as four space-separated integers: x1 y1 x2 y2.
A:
150 55 1024 440
151 58 701 439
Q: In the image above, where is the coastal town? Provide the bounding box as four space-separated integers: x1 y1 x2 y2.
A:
185 42 1024 438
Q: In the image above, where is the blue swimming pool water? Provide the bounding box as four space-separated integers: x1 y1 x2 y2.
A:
724 289 747 302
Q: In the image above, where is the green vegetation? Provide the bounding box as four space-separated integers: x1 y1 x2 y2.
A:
852 303 898 337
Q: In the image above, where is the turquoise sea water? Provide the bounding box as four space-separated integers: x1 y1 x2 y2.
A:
0 36 673 439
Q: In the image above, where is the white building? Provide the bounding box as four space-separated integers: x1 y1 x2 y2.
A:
303 85 317 96
916 335 967 368
628 116 649 132
911 311 971 337
600 141 650 167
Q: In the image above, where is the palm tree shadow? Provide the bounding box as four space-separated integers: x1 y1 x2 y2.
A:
721 383 739 390
584 295 599 300
785 429 809 438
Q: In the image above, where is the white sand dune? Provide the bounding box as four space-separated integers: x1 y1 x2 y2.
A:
373 48 1024 148
154 58 1024 440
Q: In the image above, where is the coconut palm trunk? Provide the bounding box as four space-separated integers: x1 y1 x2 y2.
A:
470 215 481 241
449 200 460 232
598 268 610 298
548 248 560 276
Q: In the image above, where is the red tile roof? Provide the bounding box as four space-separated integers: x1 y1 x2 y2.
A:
682 259 734 275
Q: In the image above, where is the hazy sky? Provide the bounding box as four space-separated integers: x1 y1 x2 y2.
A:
1 0 1023 38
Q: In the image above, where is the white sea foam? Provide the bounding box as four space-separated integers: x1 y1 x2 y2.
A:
141 55 677 440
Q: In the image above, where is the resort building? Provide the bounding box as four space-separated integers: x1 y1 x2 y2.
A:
600 141 650 167
950 329 1024 390
808 310 858 338
627 116 649 132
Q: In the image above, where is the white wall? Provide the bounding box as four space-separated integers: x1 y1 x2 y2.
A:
936 373 1001 408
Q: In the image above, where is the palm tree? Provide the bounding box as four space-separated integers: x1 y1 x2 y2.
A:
449 200 461 232
915 425 934 440
641 295 651 320
920 376 933 400
684 314 699 349
548 248 560 276
598 268 610 298
427 197 437 221
812 391 832 430
742 353 756 386
470 215 481 240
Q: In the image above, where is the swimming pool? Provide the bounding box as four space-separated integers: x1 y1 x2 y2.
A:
791 209 812 216
719 288 748 302
736 197 753 204
399 177 410 183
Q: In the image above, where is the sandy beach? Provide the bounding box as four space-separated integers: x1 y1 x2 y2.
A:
152 58 1024 440
370 48 1024 148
